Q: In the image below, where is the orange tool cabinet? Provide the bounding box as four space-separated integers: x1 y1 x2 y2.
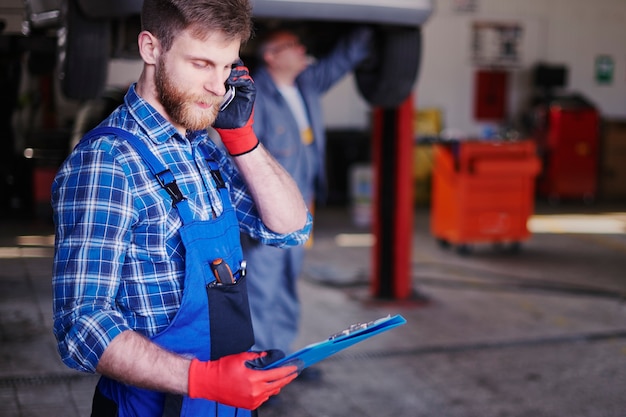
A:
430 140 541 254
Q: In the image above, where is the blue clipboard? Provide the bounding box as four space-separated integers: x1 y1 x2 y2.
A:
261 314 407 370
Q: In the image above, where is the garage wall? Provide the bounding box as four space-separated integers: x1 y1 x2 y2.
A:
322 0 626 136
417 0 626 137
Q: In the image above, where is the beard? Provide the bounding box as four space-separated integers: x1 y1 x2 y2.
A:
155 58 221 131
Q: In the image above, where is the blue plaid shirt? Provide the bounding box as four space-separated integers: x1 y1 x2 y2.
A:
52 84 312 373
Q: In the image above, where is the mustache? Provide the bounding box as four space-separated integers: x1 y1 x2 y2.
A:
194 94 222 106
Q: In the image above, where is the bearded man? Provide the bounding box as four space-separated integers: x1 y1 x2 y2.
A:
51 0 311 416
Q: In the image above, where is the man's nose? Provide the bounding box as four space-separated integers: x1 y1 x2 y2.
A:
205 77 227 97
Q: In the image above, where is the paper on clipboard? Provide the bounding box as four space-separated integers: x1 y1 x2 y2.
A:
260 314 407 370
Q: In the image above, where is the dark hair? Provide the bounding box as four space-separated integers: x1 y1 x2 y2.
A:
256 28 298 60
141 0 253 51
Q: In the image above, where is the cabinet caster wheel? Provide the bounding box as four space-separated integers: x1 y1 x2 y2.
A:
437 238 451 249
508 242 522 254
456 244 471 256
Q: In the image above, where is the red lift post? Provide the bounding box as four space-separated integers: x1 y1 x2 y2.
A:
370 95 418 301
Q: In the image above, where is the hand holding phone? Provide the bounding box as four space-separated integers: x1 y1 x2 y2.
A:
213 60 259 156
219 85 236 112
214 60 255 128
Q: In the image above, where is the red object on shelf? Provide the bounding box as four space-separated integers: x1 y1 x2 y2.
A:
537 105 599 200
474 70 509 121
430 140 541 248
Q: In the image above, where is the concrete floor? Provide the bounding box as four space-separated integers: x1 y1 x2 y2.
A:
1 202 625 417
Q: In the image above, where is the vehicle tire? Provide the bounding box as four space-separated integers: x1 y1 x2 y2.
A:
355 26 421 108
59 0 110 100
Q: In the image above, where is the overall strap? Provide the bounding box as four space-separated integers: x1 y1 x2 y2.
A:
81 126 195 224
198 146 232 210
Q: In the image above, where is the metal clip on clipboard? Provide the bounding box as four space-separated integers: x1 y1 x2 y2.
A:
260 314 407 370
329 318 382 340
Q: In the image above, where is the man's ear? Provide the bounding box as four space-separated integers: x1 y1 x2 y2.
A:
138 31 161 65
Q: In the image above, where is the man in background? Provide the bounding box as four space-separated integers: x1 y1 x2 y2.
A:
243 26 372 379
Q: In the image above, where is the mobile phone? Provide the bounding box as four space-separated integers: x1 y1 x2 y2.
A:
219 85 236 112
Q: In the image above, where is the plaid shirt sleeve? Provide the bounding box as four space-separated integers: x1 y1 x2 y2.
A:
202 140 313 248
52 145 135 373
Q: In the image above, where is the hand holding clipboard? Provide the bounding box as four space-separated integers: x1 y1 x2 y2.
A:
254 314 406 370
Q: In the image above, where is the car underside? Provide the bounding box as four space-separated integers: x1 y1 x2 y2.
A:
7 0 432 107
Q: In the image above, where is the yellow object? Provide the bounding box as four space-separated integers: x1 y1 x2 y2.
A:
413 144 434 206
301 127 314 145
414 108 442 137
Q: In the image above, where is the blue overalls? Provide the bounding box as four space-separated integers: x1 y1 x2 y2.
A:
82 127 255 417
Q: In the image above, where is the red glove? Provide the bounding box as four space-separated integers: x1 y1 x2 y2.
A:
216 112 258 157
188 352 299 410
213 60 259 156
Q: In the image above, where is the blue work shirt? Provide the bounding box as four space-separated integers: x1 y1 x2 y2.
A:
51 84 312 373
252 29 372 203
